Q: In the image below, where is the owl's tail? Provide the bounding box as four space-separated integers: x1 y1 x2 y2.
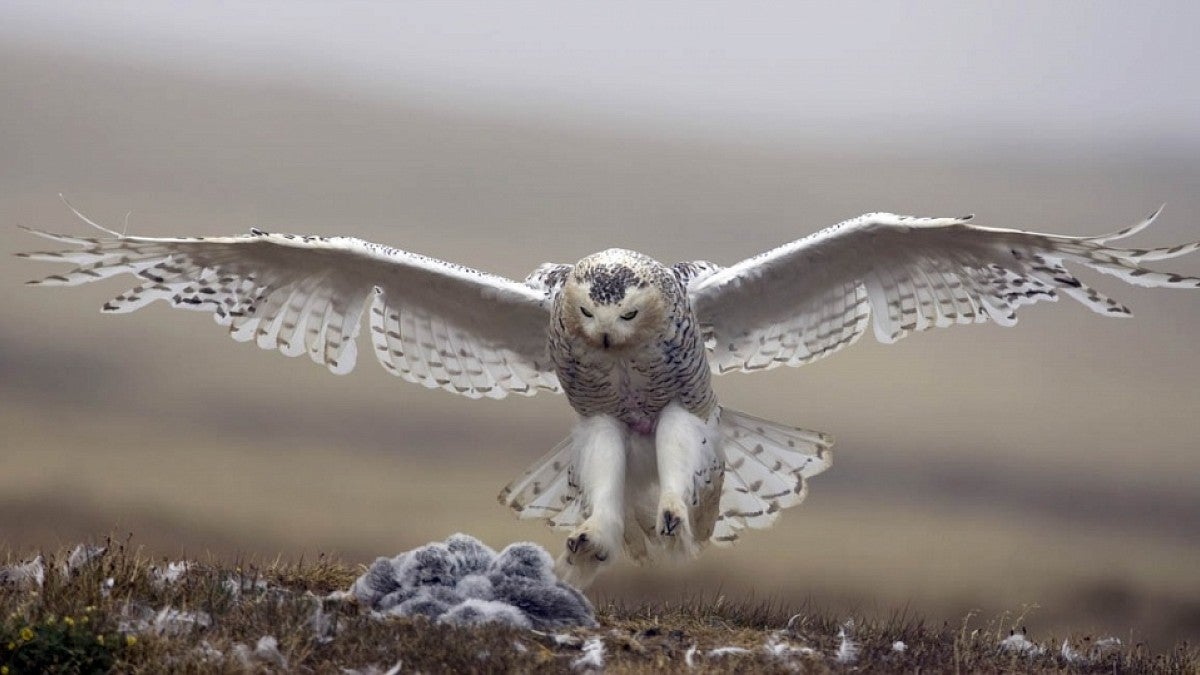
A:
498 408 834 548
710 408 834 546
498 434 586 532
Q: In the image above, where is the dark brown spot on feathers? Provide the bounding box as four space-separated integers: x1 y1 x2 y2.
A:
584 264 643 305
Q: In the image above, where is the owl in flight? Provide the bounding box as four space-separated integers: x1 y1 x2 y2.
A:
19 203 1200 586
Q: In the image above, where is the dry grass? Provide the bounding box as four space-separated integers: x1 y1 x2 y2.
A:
2 538 1196 674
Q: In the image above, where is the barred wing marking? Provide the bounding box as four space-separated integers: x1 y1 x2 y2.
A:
688 209 1200 374
20 225 561 398
710 409 833 547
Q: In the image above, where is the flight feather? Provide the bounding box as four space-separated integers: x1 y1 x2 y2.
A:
687 208 1200 374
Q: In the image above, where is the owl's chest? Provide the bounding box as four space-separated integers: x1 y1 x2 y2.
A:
556 344 673 425
600 357 654 408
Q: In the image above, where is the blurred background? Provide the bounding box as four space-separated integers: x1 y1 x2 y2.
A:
2 1 1198 646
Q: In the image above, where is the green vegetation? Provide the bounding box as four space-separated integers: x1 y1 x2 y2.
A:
0 611 123 675
1 538 1195 674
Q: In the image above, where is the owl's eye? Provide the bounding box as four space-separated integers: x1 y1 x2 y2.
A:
580 306 594 318
620 309 639 321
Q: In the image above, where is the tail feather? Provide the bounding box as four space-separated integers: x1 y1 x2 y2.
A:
499 408 834 548
497 436 584 531
711 409 833 546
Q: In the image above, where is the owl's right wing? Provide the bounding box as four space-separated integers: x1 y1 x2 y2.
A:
19 214 561 399
686 209 1199 374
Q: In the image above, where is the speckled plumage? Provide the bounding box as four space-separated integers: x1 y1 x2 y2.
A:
20 204 1200 586
545 249 715 431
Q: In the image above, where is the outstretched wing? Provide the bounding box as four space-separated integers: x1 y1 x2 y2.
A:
19 219 561 399
687 209 1200 374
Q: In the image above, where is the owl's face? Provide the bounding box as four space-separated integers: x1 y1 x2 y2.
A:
560 269 669 353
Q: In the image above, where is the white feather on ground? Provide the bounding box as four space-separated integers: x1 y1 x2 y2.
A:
150 560 192 587
0 556 45 590
835 621 859 664
999 631 1044 655
61 544 105 576
570 636 605 671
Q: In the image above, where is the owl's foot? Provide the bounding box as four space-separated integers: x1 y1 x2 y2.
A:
555 516 621 587
658 507 683 536
656 493 692 537
656 493 700 558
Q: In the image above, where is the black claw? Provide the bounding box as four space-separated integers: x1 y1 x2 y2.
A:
567 533 588 554
660 510 681 536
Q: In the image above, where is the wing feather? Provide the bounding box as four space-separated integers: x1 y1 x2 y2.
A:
19 221 561 398
688 209 1198 374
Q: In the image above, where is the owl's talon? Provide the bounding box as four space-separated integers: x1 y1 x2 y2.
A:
567 532 588 554
659 508 682 536
556 517 620 587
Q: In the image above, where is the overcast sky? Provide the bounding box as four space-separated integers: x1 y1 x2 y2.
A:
3 1 1198 148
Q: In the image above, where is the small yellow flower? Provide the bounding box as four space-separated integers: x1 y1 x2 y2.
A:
64 616 75 627
2 665 10 674
5 641 14 650
96 634 105 645
19 627 34 642
81 616 90 624
84 605 96 613
125 635 137 646
46 616 57 625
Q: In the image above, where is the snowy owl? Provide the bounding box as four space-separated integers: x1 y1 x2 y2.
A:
19 203 1200 586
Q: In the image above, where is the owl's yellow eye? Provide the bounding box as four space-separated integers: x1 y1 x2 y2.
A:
580 306 594 318
620 310 638 320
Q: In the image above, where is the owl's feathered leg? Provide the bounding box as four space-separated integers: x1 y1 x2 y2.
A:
621 432 661 564
654 402 723 559
555 414 627 587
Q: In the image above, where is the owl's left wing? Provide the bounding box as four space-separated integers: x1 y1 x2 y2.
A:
687 209 1199 374
19 216 562 398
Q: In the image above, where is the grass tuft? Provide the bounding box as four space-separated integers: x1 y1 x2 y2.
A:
1 537 1195 673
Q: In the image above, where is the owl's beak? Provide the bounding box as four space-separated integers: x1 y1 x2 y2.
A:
602 333 611 349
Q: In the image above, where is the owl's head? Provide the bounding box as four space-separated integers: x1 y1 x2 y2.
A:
561 250 671 352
